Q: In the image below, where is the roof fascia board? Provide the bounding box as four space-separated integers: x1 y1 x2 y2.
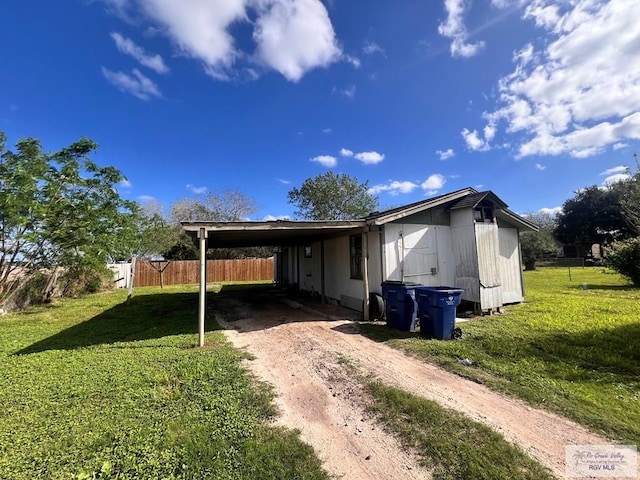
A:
368 188 476 225
496 209 539 232
181 220 366 234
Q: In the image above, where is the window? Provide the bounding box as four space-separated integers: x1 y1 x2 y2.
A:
474 205 494 223
350 235 363 280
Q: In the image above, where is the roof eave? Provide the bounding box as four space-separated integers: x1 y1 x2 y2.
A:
496 209 539 232
368 187 478 225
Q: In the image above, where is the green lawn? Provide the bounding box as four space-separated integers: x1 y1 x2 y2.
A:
0 285 328 480
360 267 640 444
366 382 554 480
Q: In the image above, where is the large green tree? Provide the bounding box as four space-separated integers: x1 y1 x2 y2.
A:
616 158 640 236
554 185 632 255
287 172 378 220
605 159 640 285
0 131 135 304
520 212 560 270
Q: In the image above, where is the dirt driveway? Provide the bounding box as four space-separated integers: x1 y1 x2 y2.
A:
212 289 608 479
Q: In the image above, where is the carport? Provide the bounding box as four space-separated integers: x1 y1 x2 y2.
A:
181 220 369 347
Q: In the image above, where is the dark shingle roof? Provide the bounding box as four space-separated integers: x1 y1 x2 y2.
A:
447 191 508 210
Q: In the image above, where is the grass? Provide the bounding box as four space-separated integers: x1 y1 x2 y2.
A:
0 285 328 480
360 267 640 444
366 381 555 480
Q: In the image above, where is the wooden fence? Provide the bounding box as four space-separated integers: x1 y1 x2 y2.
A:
108 258 274 288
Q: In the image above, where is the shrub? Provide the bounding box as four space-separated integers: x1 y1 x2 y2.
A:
606 237 640 286
59 265 115 297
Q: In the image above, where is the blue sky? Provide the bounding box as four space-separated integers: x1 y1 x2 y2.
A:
2 0 639 220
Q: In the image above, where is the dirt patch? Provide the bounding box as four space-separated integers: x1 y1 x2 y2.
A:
212 291 609 479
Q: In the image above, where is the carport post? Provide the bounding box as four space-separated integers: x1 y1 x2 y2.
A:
362 230 370 321
198 228 208 348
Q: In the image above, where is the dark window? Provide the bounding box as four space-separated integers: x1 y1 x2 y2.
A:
474 206 494 222
350 235 363 280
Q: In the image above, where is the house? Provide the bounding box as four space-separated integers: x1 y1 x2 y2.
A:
182 187 537 344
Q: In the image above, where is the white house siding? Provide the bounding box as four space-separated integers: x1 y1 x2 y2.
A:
450 210 480 303
367 228 383 295
323 235 363 306
475 222 503 309
498 227 524 304
382 223 454 286
298 241 323 297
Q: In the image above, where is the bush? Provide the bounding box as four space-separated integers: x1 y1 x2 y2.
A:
3 271 49 311
59 265 115 297
606 237 640 286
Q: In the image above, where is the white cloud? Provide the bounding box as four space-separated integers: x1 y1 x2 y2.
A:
310 155 337 167
513 42 535 65
101 0 341 81
420 173 446 194
101 67 162 100
461 127 491 151
117 179 133 188
535 163 546 170
253 0 342 82
438 0 485 58
538 206 562 215
369 180 418 196
322 128 332 134
275 178 291 184
600 165 628 176
363 41 384 55
354 151 385 165
613 142 628 150
186 183 207 194
138 195 157 203
334 85 356 98
436 148 455 160
340 148 354 157
602 173 631 186
263 214 291 220
137 0 246 80
343 54 361 68
110 32 169 74
483 0 640 158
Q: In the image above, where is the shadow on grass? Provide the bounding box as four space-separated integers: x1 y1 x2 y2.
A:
533 322 640 377
14 292 220 355
570 283 638 292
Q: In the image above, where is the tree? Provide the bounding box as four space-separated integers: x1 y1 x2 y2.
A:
519 212 560 270
554 185 632 256
616 156 640 236
114 201 181 300
605 158 640 285
606 238 640 286
0 131 137 306
170 189 258 223
287 172 378 220
164 189 272 260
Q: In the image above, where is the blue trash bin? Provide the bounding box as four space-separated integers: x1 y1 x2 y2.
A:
414 286 464 339
381 281 421 331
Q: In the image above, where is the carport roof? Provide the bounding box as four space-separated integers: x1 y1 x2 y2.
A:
181 220 366 248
